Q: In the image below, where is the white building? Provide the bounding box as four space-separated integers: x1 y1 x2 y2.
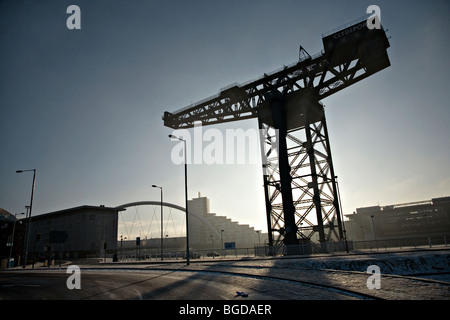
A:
188 194 267 250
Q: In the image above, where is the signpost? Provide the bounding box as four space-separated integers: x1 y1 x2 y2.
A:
224 242 236 249
136 237 140 261
104 241 107 263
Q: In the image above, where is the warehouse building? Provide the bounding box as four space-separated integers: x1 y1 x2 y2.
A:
25 205 118 261
21 194 266 262
345 196 450 246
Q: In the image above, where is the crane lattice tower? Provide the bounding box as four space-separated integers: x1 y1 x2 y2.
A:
163 15 391 253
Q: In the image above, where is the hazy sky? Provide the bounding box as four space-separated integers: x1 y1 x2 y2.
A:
1 0 449 233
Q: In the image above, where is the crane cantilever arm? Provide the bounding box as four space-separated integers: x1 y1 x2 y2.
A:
163 22 390 129
163 55 324 129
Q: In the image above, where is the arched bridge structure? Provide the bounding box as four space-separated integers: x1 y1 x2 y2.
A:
114 201 221 238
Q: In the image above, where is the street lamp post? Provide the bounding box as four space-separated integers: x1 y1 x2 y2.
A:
210 234 214 256
8 212 25 268
334 176 349 253
120 235 127 261
370 215 378 251
169 134 190 265
16 169 36 268
221 229 224 256
423 213 432 248
152 185 164 260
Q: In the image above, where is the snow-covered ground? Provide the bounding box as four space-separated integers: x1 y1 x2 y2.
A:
188 248 449 299
287 248 450 278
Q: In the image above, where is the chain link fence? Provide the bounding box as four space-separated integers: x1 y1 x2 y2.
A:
91 236 449 262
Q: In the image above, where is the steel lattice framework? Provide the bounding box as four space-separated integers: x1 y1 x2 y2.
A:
258 107 344 252
163 15 390 252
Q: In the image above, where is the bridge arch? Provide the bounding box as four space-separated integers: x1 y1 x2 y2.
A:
114 201 221 238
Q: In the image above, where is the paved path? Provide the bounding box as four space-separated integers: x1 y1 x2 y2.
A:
1 249 448 300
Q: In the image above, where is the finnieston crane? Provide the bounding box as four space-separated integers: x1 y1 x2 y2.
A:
163 14 390 254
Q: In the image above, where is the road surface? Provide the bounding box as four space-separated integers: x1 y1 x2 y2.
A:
0 268 360 300
1 249 448 300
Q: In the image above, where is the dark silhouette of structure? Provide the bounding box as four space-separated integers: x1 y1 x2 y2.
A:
24 205 119 261
0 209 25 267
163 15 391 252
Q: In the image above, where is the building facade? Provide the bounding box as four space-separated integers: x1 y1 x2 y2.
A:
26 205 118 260
345 197 450 244
188 195 268 250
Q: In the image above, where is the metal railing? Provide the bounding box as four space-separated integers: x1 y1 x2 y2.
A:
100 241 353 262
87 236 450 263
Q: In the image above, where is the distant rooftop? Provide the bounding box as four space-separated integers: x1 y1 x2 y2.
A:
353 196 450 215
25 205 118 221
0 208 18 222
